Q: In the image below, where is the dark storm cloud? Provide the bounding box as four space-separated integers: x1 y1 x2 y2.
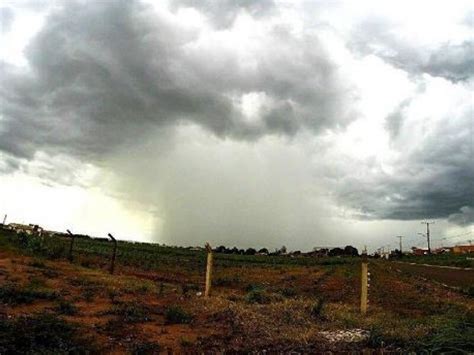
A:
448 206 474 226
335 98 474 225
0 0 353 165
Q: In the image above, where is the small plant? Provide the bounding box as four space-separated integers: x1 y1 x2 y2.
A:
310 298 325 318
0 283 59 305
109 301 150 323
165 306 193 324
214 275 241 286
180 337 193 347
54 299 79 315
107 288 121 304
28 259 47 269
82 286 98 302
245 287 271 304
279 287 297 298
130 341 161 354
0 313 98 353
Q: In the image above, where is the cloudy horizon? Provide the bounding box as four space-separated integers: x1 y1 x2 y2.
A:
1 0 473 252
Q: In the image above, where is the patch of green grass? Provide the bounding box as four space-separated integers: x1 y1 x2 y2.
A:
0 313 98 353
165 306 193 324
0 283 59 305
245 286 271 304
54 299 79 315
129 341 162 354
108 301 150 323
214 275 242 287
28 259 48 269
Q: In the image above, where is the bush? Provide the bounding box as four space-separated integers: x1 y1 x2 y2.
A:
54 299 79 315
310 298 325 318
279 287 297 298
165 306 192 324
214 275 241 287
109 301 150 323
245 286 271 304
0 283 59 305
0 313 98 353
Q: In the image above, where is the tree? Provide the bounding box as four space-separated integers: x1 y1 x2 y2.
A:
343 245 359 256
245 248 256 255
257 248 269 254
215 245 227 253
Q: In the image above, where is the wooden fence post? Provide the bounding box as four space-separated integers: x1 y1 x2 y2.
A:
360 259 368 315
66 229 75 262
108 233 118 275
205 243 213 297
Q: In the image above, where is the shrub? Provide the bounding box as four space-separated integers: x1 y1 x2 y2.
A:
130 341 161 354
54 299 79 315
310 298 325 318
214 275 241 287
29 259 47 269
109 301 150 323
0 313 98 353
279 287 297 298
165 306 192 324
0 283 59 305
245 287 271 304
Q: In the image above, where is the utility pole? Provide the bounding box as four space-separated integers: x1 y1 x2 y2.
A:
421 221 434 254
396 236 403 254
2 214 6 225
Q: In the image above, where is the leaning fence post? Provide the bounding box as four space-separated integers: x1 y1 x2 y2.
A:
360 257 369 315
66 229 75 262
108 233 118 275
205 243 213 297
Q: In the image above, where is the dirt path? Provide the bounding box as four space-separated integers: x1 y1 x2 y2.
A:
390 261 474 289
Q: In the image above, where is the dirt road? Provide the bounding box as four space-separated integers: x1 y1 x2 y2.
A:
391 261 474 289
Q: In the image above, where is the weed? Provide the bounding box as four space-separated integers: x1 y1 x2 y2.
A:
54 299 79 315
109 301 150 323
28 259 47 269
165 306 193 324
279 287 297 298
0 313 98 353
310 298 325 319
27 276 47 289
180 337 193 347
214 275 242 286
82 286 98 302
0 283 59 305
245 286 271 304
130 341 161 354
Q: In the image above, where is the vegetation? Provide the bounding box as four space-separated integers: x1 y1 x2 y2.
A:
0 227 472 352
0 313 97 354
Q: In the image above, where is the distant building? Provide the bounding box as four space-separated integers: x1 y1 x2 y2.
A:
411 247 429 256
7 223 43 236
451 245 474 254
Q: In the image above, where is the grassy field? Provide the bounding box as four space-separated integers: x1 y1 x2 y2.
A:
0 229 473 353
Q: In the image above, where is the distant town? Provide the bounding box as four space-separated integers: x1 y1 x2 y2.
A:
2 219 473 258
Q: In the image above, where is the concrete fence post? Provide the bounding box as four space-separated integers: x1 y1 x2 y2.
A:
66 229 75 262
205 243 213 297
108 233 118 275
360 259 368 315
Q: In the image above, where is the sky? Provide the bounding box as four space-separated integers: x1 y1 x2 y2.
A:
0 0 473 252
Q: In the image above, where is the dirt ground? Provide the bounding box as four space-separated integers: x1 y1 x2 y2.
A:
0 248 473 353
